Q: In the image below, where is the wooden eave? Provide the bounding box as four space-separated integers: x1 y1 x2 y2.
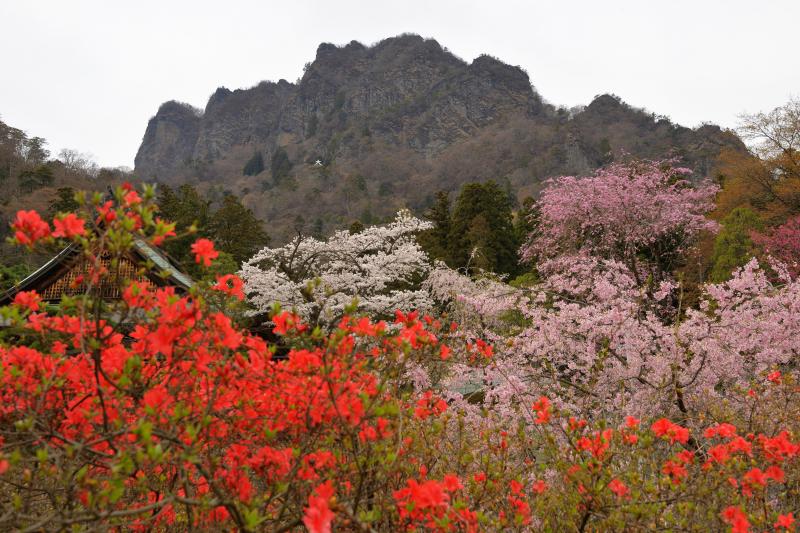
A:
0 239 194 306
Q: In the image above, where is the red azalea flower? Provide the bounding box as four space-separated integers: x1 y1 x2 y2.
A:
442 474 462 492
775 513 795 530
13 290 41 312
577 429 613 459
414 392 447 420
213 274 245 300
439 344 451 360
532 396 551 424
191 238 218 266
151 218 176 245
721 506 750 533
608 478 629 499
394 478 450 510
52 213 86 239
727 436 753 456
651 418 690 444
569 417 588 431
707 444 731 465
766 465 785 483
662 460 688 485
11 210 51 246
96 200 116 223
704 423 738 439
622 432 639 445
675 450 694 464
532 480 547 494
743 467 768 489
272 311 306 335
761 431 800 462
624 416 640 429
124 189 142 206
303 482 335 533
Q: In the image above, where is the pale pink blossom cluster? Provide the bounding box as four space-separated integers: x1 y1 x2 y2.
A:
427 257 800 424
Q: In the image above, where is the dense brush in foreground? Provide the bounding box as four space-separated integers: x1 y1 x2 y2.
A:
0 186 799 531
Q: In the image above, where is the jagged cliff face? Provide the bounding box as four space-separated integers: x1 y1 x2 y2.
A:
135 101 201 179
134 34 745 243
135 36 542 179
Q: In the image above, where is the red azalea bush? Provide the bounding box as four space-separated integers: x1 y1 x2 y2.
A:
1 186 800 532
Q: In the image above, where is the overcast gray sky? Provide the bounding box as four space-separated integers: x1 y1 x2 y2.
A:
1 0 798 168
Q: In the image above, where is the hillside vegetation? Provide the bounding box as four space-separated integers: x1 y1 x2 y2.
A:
134 34 745 243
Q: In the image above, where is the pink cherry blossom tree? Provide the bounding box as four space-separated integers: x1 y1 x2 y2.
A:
423 161 798 427
752 214 800 277
522 160 719 293
427 255 800 428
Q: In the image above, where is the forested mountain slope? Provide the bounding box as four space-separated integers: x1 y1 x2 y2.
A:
130 34 743 242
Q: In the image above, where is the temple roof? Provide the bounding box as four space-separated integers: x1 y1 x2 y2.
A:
0 239 193 306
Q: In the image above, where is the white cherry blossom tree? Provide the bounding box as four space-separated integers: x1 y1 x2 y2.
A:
240 210 433 325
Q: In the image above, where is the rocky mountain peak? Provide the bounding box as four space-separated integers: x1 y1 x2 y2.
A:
206 88 233 111
134 34 745 243
469 54 531 91
586 93 625 111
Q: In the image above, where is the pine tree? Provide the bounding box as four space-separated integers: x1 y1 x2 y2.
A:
512 196 540 282
24 136 50 165
156 184 212 268
709 207 763 282
348 220 365 234
418 191 451 262
448 181 519 275
208 195 270 264
18 164 54 192
513 196 539 245
465 214 497 272
48 187 80 218
157 186 270 272
0 263 31 292
311 218 324 239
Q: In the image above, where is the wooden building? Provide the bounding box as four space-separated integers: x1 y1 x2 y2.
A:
0 239 193 307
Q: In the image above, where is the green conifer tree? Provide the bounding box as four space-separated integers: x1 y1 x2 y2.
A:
709 207 763 282
348 220 365 234
156 184 212 268
48 187 81 218
208 195 270 264
448 181 519 276
418 191 452 263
